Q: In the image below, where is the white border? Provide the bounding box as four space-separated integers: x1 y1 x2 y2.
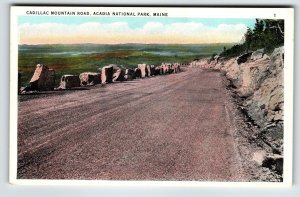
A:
9 6 294 187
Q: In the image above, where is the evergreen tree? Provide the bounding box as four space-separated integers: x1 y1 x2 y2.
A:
244 27 253 52
220 19 284 58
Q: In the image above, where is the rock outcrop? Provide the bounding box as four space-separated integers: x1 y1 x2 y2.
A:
124 68 136 80
58 75 80 89
189 58 216 69
138 64 147 78
236 55 271 97
244 47 284 152
150 65 156 76
250 48 265 61
112 66 125 82
101 65 114 84
237 52 252 64
79 72 101 86
173 63 181 73
134 68 142 78
24 64 55 92
262 154 283 175
154 66 161 75
160 63 170 74
146 65 151 77
207 47 284 155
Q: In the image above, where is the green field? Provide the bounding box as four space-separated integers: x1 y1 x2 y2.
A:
18 43 233 87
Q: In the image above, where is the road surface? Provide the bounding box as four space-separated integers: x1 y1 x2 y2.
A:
17 68 247 181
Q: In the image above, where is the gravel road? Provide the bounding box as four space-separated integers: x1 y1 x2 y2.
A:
17 68 248 181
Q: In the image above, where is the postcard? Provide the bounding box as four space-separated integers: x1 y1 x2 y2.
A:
10 6 294 187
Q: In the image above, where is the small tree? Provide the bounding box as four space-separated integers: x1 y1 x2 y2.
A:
244 27 253 52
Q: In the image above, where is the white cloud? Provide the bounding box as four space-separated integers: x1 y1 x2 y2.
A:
141 22 164 34
19 21 248 44
164 22 205 35
215 23 246 34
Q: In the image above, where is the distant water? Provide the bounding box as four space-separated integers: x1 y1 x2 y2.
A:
144 51 195 56
47 51 99 55
23 50 197 57
19 43 234 57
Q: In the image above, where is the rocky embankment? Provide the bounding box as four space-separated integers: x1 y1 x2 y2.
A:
190 47 284 175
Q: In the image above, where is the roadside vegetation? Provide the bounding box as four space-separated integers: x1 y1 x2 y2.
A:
220 19 284 58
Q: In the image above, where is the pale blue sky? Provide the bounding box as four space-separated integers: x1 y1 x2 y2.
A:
18 16 256 29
